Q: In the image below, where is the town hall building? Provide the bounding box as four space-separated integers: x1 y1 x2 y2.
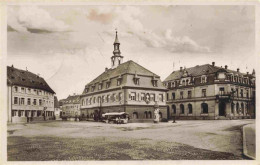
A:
163 63 256 120
80 31 168 122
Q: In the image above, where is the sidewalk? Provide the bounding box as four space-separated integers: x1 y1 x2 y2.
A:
243 123 255 159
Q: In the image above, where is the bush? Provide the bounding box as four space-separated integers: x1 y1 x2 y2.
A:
161 118 168 122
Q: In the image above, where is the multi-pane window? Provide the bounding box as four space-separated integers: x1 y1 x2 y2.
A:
119 93 122 101
236 88 239 97
85 88 89 93
89 98 92 105
28 88 31 93
188 91 192 98
202 89 207 97
246 90 249 98
21 87 25 93
117 79 122 86
107 95 110 102
159 94 163 102
93 97 96 103
152 80 158 87
130 92 136 101
180 91 184 99
201 76 207 83
102 96 105 103
241 89 244 98
14 86 18 92
98 83 103 90
166 93 169 101
14 97 18 104
172 93 175 100
39 99 42 106
33 99 37 105
134 78 140 85
141 93 145 101
91 86 95 92
106 82 111 88
27 98 31 105
150 94 155 101
219 87 225 95
21 98 25 105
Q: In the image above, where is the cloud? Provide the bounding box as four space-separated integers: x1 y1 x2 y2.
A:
87 6 210 53
8 6 70 33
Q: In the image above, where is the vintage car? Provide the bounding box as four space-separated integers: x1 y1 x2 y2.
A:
101 112 129 124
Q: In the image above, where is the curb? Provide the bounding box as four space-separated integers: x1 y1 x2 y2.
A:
242 124 255 160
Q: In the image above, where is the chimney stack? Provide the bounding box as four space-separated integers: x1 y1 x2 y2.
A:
180 67 183 71
212 62 215 66
225 65 228 69
105 67 108 72
237 68 240 72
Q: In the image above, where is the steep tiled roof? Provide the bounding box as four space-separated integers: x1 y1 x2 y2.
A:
87 60 159 86
164 64 250 82
7 66 55 93
62 95 80 104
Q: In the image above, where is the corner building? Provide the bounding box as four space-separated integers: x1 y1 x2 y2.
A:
80 31 167 122
163 63 256 120
7 66 55 123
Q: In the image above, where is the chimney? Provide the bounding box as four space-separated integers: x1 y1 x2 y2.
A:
73 93 76 96
212 62 215 66
105 67 108 72
180 67 183 71
237 68 240 72
225 65 228 69
11 64 14 67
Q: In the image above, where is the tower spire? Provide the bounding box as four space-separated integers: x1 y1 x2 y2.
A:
111 30 124 69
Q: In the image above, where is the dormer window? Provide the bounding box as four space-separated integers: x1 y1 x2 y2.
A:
14 86 18 92
171 81 175 87
151 79 158 87
91 85 95 92
106 81 111 88
85 88 89 93
117 77 122 86
98 83 103 90
133 77 140 85
201 75 207 83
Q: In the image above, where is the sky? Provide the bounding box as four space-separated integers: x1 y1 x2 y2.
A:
7 5 256 100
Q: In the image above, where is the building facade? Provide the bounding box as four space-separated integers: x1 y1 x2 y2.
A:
7 65 55 123
60 94 81 121
80 31 167 122
163 62 256 120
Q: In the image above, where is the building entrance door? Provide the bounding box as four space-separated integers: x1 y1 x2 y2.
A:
167 106 170 119
219 102 226 116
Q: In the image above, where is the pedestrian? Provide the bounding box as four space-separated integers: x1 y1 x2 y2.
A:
118 116 121 124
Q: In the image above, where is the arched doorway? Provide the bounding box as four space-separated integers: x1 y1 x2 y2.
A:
167 106 170 119
172 104 176 114
144 111 148 119
133 112 138 119
219 102 226 116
